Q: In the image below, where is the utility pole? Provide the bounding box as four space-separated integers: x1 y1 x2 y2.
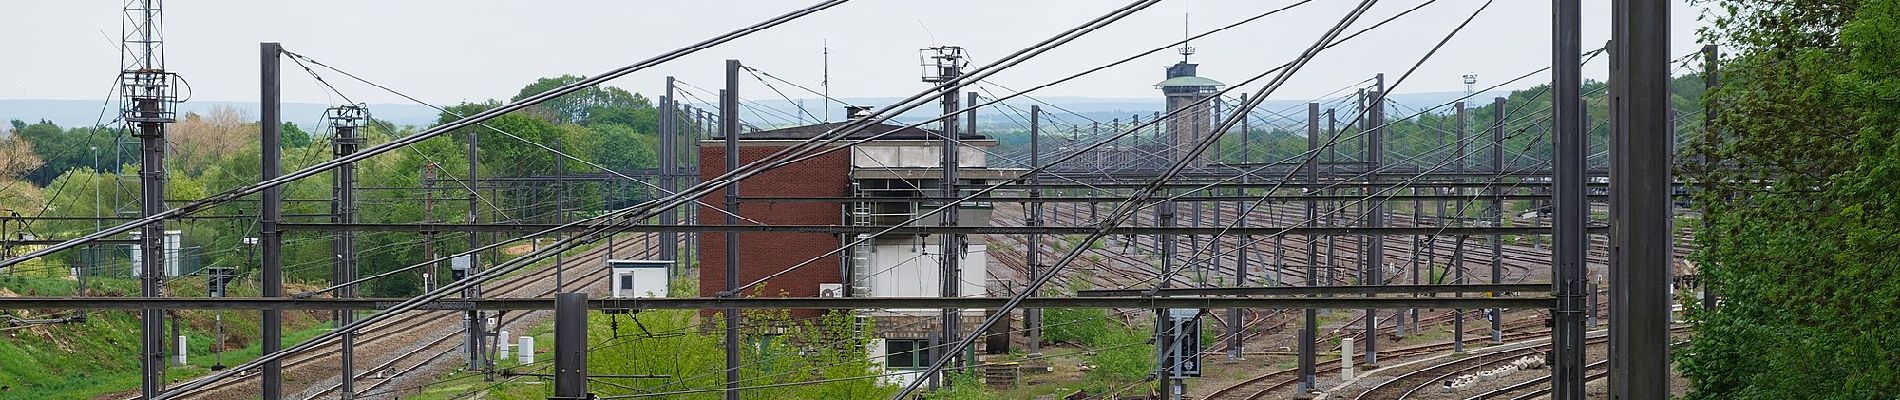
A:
1365 74 1385 366
1610 0 1673 396
1552 0 1588 396
123 0 180 396
661 77 679 267
259 41 285 400
554 137 565 291
1025 105 1043 357
964 90 984 362
465 123 484 374
1240 93 1251 163
1453 101 1467 353
1490 97 1506 344
720 59 742 400
1298 102 1320 394
923 46 967 382
85 145 99 305
328 105 365 399
1153 200 1180 399
1699 44 1718 313
424 162 438 293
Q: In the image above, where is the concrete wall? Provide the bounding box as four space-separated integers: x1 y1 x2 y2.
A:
864 242 987 304
852 142 989 169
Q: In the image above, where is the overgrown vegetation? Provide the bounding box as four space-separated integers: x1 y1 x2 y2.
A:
0 75 669 396
1679 0 1900 397
1040 307 1154 394
0 275 333 399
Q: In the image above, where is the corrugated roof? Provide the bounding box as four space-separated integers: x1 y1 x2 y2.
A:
713 121 986 141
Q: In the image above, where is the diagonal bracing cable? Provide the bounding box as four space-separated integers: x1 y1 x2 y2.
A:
1141 0 1499 293
302 0 1167 298
891 0 1385 397
139 3 858 396
150 1 1173 396
719 0 1342 296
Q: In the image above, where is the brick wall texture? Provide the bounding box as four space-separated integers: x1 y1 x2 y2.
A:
698 144 848 317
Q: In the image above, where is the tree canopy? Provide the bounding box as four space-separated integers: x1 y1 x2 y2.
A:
1679 0 1900 397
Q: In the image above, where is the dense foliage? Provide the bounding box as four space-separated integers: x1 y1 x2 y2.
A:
579 309 894 399
0 77 662 297
1680 0 1900 398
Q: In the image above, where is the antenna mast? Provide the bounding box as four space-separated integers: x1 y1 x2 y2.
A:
121 0 181 398
1178 11 1195 62
823 40 830 122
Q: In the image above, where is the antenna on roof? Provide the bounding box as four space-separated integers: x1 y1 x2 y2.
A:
1178 9 1196 62
823 39 830 123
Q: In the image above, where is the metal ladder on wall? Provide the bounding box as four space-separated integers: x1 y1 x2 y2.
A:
849 182 874 298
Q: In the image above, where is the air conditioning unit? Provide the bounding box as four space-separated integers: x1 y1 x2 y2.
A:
819 283 846 298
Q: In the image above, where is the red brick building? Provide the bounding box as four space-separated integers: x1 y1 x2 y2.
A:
696 130 851 302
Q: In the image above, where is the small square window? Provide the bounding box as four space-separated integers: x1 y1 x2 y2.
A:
885 340 932 369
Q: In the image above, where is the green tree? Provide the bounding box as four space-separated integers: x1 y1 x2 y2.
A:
511 75 649 125
9 120 119 186
281 121 312 148
1678 0 1900 398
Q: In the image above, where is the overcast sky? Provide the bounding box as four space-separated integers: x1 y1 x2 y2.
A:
1 0 1714 110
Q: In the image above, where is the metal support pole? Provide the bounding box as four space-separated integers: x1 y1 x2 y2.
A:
1365 77 1385 366
1610 0 1673 396
1229 198 1248 360
1298 102 1320 394
1453 235 1467 353
1490 97 1506 344
1026 105 1043 357
259 42 285 400
425 164 438 292
1699 45 1718 313
1454 101 1468 353
936 69 967 381
551 293 588 400
661 77 680 266
332 110 360 399
554 137 566 291
720 59 742 400
1154 200 1177 398
1240 93 1251 163
135 58 171 400
466 127 483 373
1552 0 1589 396
959 90 978 365
1407 191 1420 338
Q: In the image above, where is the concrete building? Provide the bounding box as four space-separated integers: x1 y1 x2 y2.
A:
696 111 1019 384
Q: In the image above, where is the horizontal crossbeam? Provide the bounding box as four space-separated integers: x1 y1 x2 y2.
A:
0 296 1555 310
277 223 1600 236
1078 283 1550 297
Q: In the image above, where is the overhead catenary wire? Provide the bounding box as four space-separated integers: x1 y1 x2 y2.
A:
720 0 1336 296
1142 0 1500 292
0 0 852 272
138 2 1190 396
712 0 1438 314
125 4 858 397
892 0 1386 397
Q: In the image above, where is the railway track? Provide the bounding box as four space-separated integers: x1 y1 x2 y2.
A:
1352 327 1685 400
1461 339 1688 400
1204 329 1560 400
306 234 660 399
1349 334 1611 400
160 234 662 400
